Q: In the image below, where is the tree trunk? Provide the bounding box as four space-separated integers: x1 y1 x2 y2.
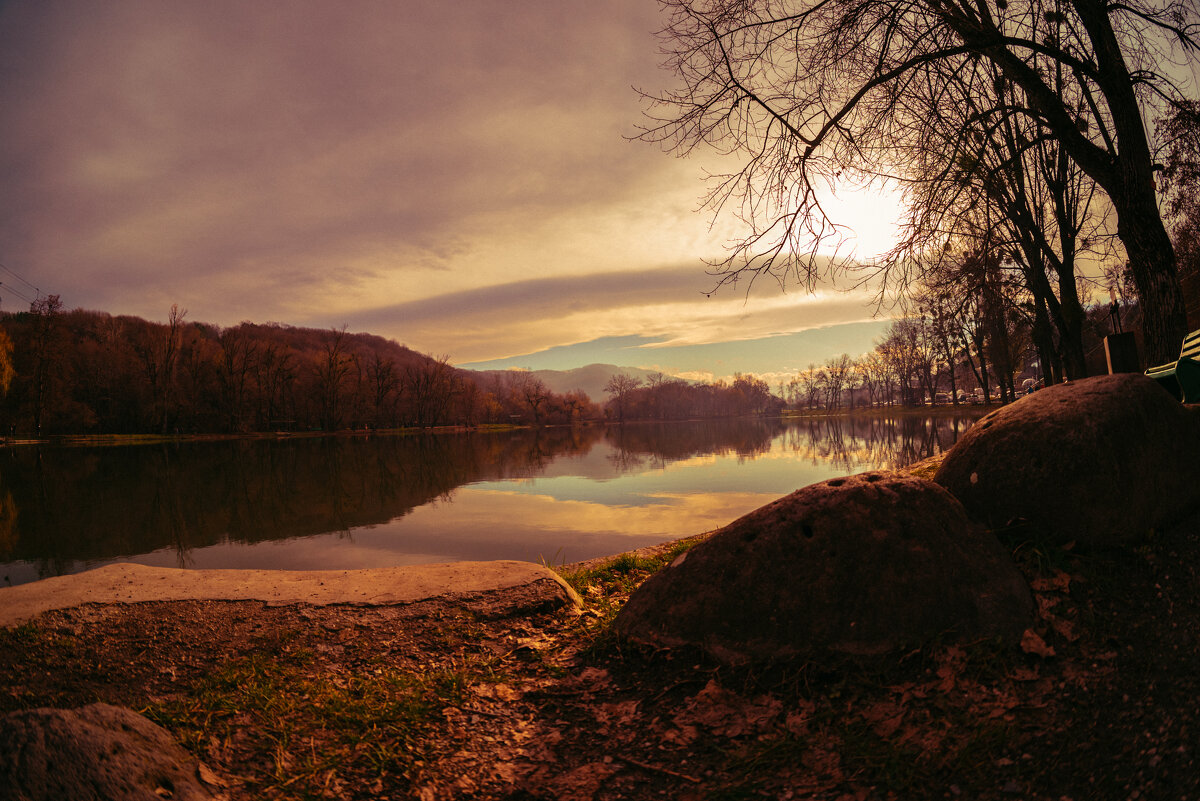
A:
1070 0 1187 365
1057 284 1088 380
1031 298 1061 387
1119 205 1189 366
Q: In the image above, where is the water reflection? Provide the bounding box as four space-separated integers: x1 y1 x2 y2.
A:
0 414 979 586
782 414 976 473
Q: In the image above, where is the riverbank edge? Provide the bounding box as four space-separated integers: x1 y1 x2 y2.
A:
0 408 994 449
0 424 526 449
0 561 584 630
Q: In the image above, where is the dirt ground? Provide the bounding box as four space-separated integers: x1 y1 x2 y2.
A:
3 509 1200 800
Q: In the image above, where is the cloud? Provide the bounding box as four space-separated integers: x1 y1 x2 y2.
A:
335 260 879 363
349 265 711 327
0 0 680 322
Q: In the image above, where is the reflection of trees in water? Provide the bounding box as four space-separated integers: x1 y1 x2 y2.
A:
0 427 606 579
606 447 647 474
782 414 979 472
0 416 980 580
604 419 784 471
0 488 18 575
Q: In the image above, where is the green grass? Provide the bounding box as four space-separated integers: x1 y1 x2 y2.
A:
144 646 471 796
556 539 699 619
546 538 705 660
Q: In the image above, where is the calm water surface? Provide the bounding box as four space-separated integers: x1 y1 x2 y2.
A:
0 415 982 586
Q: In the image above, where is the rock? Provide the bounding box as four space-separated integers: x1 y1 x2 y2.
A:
0 703 220 801
934 373 1200 549
613 472 1033 662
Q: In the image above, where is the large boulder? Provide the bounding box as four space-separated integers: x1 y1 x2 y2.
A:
0 703 219 801
934 373 1200 549
614 472 1033 663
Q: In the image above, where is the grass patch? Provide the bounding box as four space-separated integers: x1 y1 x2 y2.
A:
555 538 699 621
145 647 470 796
545 538 706 661
558 538 698 594
1 621 45 647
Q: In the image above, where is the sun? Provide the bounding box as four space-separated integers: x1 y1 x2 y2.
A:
817 181 906 260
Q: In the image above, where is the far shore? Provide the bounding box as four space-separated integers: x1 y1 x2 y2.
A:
0 406 993 449
783 401 1002 419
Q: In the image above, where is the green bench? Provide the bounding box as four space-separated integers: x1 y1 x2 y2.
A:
1146 329 1200 403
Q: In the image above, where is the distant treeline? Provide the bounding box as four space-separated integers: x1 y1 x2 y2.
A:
602 372 784 422
781 299 1143 412
0 300 782 435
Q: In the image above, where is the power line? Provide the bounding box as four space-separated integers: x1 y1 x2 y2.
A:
0 282 36 307
0 263 38 296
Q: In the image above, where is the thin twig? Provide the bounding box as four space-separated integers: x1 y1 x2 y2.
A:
614 754 702 784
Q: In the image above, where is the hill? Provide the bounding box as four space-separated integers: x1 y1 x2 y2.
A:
0 306 595 434
467 364 670 402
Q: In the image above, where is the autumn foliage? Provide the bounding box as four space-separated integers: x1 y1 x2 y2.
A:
0 305 603 435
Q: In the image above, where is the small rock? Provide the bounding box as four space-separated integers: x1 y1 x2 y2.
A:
0 703 220 800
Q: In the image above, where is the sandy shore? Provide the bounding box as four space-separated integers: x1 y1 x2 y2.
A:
0 560 581 628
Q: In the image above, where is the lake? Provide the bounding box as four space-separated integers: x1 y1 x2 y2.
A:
0 414 982 587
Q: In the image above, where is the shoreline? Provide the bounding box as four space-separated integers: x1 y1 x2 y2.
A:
0 408 990 449
0 561 582 629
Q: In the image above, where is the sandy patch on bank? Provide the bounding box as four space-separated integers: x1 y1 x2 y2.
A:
0 561 581 627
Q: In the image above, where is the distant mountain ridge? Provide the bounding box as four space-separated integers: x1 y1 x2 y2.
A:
467 364 668 401
457 321 891 378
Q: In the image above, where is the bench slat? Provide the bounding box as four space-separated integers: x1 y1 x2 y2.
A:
1145 329 1200 402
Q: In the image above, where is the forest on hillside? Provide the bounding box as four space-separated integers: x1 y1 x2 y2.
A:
0 301 782 436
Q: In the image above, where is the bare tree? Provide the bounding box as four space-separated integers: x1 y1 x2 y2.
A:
0 328 13 400
822 353 854 410
855 353 885 407
1160 100 1200 327
367 352 399 427
131 303 186 434
878 317 941 405
562 389 590 423
255 341 296 429
896 52 1111 380
919 290 964 404
797 364 824 409
217 325 258 432
508 371 552 425
28 294 64 434
640 0 1197 363
405 355 460 427
604 373 643 422
315 326 353 431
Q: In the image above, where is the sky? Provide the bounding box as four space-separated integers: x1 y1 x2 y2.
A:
0 0 902 380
